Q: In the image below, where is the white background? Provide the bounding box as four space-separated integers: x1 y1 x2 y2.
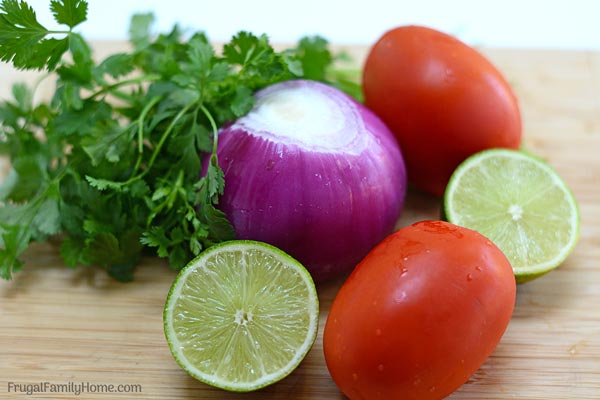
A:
24 0 600 50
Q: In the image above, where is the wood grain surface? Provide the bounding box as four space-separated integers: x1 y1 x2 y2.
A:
1 43 600 399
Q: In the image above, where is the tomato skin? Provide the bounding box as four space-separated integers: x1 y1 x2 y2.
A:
323 221 516 400
363 25 522 196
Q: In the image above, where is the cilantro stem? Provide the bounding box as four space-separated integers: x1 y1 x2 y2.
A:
130 95 162 175
32 72 53 97
199 104 219 154
198 103 224 205
46 30 72 35
88 74 161 99
146 101 196 174
109 90 138 104
138 96 162 152
116 101 196 187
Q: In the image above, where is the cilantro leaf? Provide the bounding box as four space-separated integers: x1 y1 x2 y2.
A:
201 203 235 243
128 12 154 49
81 123 135 166
0 0 84 70
0 0 46 34
223 31 266 66
140 226 170 258
59 235 84 268
186 35 214 76
230 85 254 117
5 156 45 201
0 179 60 278
11 81 33 111
50 0 87 29
167 130 202 178
295 36 332 81
94 53 135 81
204 155 225 200
33 197 61 235
0 225 27 279
292 36 363 102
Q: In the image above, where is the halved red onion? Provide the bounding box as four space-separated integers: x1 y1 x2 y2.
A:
215 79 406 281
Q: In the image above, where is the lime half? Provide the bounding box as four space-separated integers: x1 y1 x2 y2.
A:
444 149 579 283
164 240 319 391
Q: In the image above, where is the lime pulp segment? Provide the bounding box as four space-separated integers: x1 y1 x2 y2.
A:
164 240 319 391
444 149 579 282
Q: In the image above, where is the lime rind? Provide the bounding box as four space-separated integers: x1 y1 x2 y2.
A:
164 240 319 392
444 149 580 282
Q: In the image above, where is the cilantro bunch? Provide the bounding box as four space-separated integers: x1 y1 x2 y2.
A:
0 0 361 280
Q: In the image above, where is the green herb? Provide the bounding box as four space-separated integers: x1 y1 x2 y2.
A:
0 0 361 280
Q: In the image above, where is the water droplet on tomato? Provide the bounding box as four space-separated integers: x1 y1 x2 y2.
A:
377 364 384 372
475 265 483 272
375 328 382 336
429 385 437 392
444 68 456 84
393 290 407 303
467 273 473 282
400 267 408 276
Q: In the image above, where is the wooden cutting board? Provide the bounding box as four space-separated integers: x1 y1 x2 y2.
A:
1 43 599 399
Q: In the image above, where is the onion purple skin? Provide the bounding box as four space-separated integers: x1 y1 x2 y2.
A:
206 79 407 282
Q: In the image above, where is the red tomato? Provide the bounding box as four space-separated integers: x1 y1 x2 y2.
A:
362 26 522 196
323 221 516 400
